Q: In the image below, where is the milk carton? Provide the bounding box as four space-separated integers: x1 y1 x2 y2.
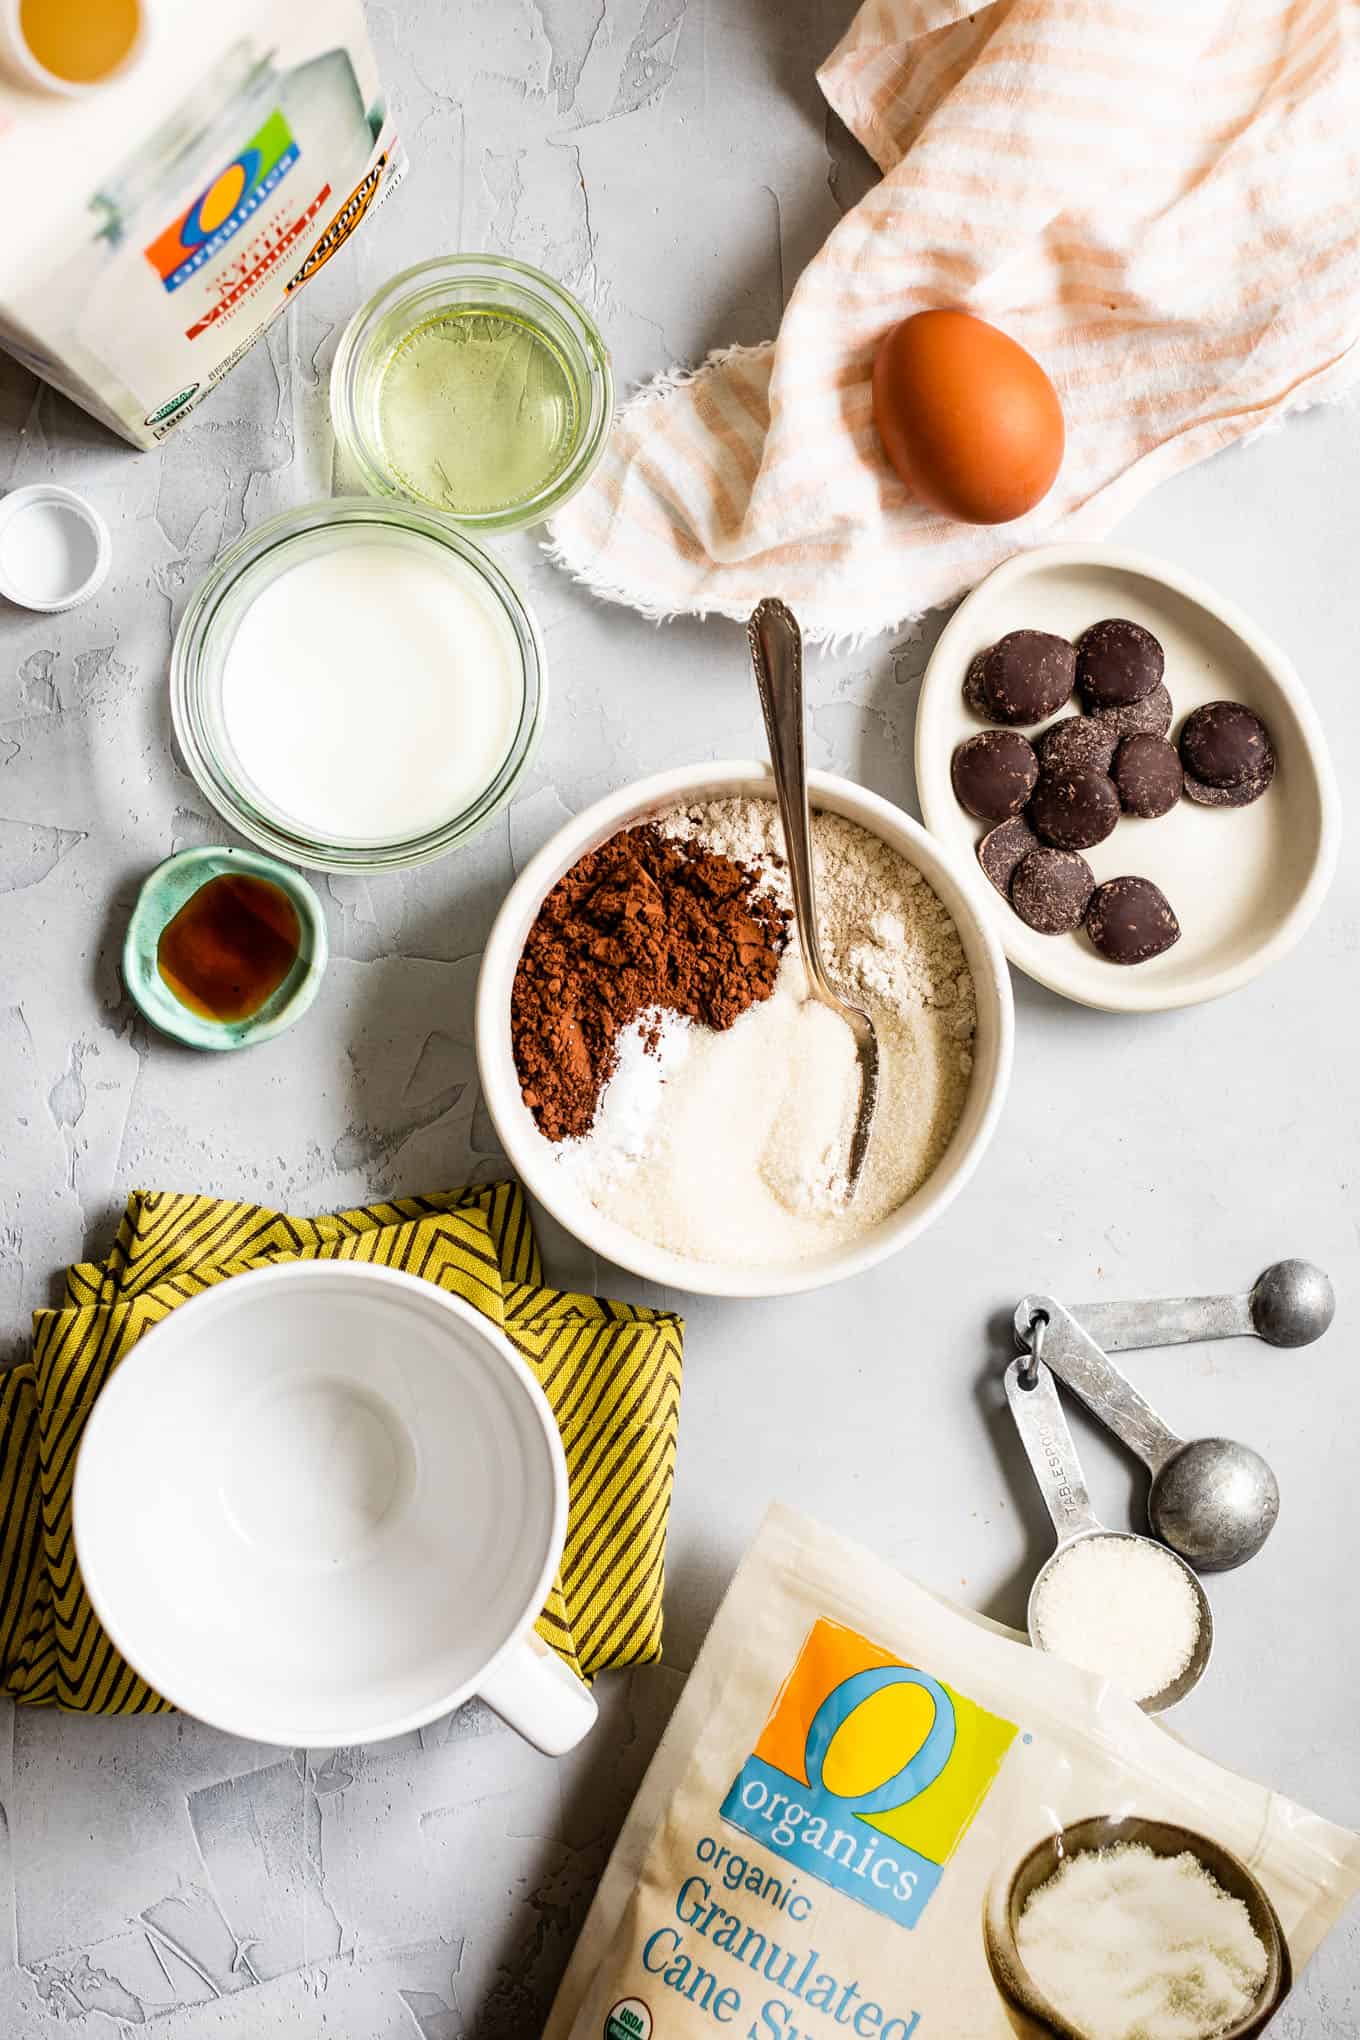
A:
0 0 402 448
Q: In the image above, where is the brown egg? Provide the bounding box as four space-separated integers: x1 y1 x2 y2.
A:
871 309 1064 524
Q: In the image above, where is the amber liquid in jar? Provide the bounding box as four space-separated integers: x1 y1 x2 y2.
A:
19 0 141 83
157 874 301 1023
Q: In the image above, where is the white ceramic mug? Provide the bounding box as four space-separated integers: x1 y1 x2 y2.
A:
74 1261 598 1754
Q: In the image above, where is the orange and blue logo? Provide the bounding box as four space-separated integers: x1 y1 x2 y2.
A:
144 109 298 294
720 1619 1016 1930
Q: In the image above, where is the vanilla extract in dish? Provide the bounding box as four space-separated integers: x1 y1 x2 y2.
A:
157 873 300 1023
220 536 523 843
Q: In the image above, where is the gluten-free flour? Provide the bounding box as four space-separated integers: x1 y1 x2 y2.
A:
547 1508 1360 2040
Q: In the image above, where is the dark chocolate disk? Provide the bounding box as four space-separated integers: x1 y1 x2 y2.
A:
980 631 1077 725
1028 768 1121 850
951 730 1039 822
962 654 992 719
1179 701 1273 787
1076 618 1164 709
1114 734 1183 818
1086 876 1181 965
1183 750 1276 807
1010 848 1095 935
1089 681 1173 743
1036 715 1118 776
978 815 1039 897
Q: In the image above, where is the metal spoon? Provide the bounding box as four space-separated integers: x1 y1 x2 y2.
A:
748 597 879 1198
1004 1353 1212 1711
1073 1259 1334 1353
1015 1295 1280 1571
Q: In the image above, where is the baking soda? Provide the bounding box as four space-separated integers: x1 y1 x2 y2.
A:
554 1010 693 1197
1017 1843 1268 2040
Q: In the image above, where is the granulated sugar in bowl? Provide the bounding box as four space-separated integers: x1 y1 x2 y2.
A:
475 762 1013 1298
1016 1843 1269 2040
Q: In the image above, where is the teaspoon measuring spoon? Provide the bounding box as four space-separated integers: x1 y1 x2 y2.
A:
1004 1353 1212 1712
748 597 880 1199
1072 1259 1334 1353
1015 1296 1280 1571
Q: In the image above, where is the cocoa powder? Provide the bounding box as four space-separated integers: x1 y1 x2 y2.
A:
511 824 788 1142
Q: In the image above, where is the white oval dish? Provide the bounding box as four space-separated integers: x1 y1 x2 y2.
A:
476 761 1014 1299
73 1262 595 1751
915 544 1341 1013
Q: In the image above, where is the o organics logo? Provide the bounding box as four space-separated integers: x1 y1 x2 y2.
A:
144 109 299 293
720 1620 1016 1930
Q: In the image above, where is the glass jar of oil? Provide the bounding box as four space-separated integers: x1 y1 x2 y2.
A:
331 255 613 534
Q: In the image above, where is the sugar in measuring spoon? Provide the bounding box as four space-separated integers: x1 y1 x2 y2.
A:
1004 1353 1212 1712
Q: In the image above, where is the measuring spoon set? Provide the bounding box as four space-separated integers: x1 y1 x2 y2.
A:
1004 1259 1334 1708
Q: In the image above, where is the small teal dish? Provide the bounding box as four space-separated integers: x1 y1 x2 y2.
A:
122 847 328 1052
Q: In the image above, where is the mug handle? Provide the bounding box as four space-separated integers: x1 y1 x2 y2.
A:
477 1629 598 1755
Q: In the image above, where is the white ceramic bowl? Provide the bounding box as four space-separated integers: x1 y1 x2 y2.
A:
916 544 1341 1013
476 761 1013 1298
73 1262 572 1747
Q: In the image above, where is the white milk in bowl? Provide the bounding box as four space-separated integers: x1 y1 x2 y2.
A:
222 532 524 845
173 506 545 870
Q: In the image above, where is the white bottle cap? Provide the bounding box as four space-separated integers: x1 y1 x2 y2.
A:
0 485 112 612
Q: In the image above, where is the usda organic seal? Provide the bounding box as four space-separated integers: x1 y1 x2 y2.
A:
605 1998 652 2040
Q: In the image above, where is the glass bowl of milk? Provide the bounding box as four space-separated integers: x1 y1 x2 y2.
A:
171 499 546 872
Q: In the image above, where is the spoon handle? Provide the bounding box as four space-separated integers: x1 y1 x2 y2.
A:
1003 1356 1104 1545
1016 1295 1184 1476
1070 1292 1254 1352
748 597 836 1006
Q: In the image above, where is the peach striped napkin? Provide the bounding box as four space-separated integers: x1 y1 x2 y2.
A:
547 0 1360 644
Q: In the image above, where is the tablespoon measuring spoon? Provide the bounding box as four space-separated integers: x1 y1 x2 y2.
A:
748 596 880 1198
1072 1258 1334 1353
1015 1295 1280 1571
1004 1352 1212 1712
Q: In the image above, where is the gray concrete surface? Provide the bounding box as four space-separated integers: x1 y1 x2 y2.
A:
1 0 1357 2032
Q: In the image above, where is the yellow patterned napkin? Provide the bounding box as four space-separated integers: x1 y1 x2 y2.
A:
0 1182 683 1716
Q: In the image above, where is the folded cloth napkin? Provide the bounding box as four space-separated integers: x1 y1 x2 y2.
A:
0 1183 683 1715
548 0 1360 644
